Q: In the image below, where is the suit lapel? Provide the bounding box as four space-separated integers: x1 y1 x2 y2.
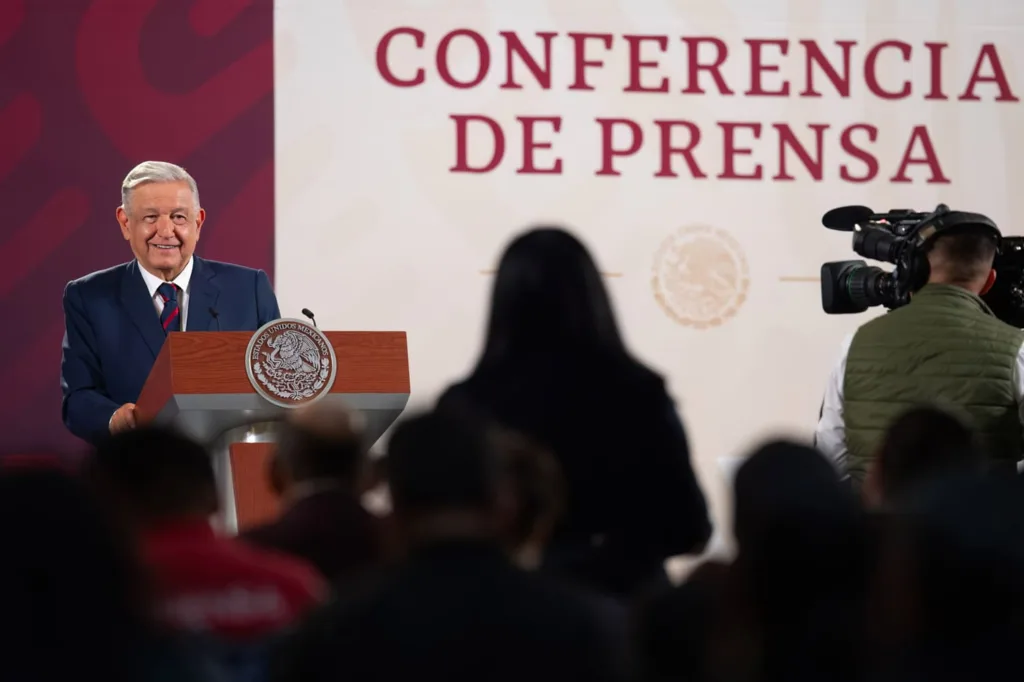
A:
186 256 220 331
120 260 166 359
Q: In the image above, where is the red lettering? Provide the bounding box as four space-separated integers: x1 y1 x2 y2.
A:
437 30 490 89
596 118 643 175
924 42 948 100
718 122 762 179
516 116 563 174
745 39 790 96
654 120 706 178
624 35 669 92
569 33 614 90
960 44 1019 101
450 115 505 173
499 31 555 89
839 124 879 183
375 27 425 87
890 126 949 184
864 41 912 100
773 123 829 180
800 40 855 97
681 37 733 95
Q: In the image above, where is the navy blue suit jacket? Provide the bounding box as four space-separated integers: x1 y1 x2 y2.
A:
60 257 281 443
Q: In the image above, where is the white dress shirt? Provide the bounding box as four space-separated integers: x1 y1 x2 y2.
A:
814 332 1024 473
137 257 194 331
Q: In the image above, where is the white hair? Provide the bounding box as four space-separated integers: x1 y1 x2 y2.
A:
120 161 200 215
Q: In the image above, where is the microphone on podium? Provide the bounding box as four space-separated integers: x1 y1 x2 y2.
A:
209 307 220 331
301 308 318 328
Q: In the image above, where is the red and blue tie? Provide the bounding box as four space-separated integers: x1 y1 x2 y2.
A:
158 282 180 333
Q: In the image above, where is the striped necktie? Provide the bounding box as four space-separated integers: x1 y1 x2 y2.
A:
157 282 180 333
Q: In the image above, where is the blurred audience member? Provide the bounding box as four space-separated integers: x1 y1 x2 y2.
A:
88 426 326 639
491 429 563 569
242 402 383 586
718 440 870 682
863 405 986 509
438 227 710 597
0 468 214 681
271 410 628 682
633 560 729 682
870 473 1024 681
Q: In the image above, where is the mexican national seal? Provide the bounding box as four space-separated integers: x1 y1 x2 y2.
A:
245 319 337 408
652 225 750 329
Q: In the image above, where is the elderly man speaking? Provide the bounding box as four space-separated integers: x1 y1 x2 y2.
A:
60 161 280 444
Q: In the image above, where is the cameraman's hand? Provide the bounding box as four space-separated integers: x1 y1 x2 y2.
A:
109 403 137 434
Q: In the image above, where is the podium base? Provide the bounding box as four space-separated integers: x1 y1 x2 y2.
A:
210 422 283 535
229 442 281 530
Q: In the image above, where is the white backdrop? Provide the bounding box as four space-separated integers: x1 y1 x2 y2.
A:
273 0 1024 556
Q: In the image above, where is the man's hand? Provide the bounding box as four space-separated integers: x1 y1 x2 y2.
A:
109 403 137 434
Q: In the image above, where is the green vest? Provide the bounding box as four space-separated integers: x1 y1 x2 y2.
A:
843 284 1024 481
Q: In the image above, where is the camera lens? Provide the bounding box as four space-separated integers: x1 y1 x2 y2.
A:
821 260 896 314
844 265 891 308
853 227 901 263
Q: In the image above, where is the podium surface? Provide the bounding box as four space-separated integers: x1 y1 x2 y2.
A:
136 330 409 447
135 327 409 532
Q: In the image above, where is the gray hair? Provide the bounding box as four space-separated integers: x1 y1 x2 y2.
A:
120 161 200 215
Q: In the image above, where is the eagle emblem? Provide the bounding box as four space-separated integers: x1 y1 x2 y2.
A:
245 319 337 407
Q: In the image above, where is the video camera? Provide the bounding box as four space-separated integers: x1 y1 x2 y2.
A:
820 204 1024 328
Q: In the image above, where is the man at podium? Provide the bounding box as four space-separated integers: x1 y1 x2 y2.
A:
60 161 281 444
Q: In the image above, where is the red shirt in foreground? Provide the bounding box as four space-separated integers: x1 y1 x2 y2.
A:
142 519 326 639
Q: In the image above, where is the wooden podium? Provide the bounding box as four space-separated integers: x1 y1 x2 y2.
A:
134 329 409 533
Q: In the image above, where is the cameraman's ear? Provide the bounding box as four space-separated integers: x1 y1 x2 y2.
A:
981 268 997 295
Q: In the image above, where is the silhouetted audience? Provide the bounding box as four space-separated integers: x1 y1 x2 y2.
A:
270 410 629 682
87 426 326 640
637 440 871 682
0 467 214 681
490 428 564 570
724 440 870 682
242 402 383 587
10 225 1024 682
438 227 711 597
870 473 1024 681
634 559 729 682
863 405 987 509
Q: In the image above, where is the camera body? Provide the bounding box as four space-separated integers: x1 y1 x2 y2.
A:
819 204 1024 327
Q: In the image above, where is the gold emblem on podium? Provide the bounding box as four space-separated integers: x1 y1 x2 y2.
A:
245 319 337 408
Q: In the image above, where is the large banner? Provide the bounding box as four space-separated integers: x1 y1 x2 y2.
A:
275 0 1024 546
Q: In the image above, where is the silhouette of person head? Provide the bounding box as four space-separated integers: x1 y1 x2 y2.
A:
924 226 999 295
271 401 368 499
386 411 512 548
88 426 218 527
478 227 627 370
865 405 985 508
490 429 563 569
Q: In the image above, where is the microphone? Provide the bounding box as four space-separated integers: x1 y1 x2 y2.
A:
209 307 220 331
301 308 317 328
822 205 875 231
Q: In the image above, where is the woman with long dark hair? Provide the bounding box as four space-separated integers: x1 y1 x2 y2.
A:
437 227 711 597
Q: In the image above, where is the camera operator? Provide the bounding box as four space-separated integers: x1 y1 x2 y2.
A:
815 225 1024 487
